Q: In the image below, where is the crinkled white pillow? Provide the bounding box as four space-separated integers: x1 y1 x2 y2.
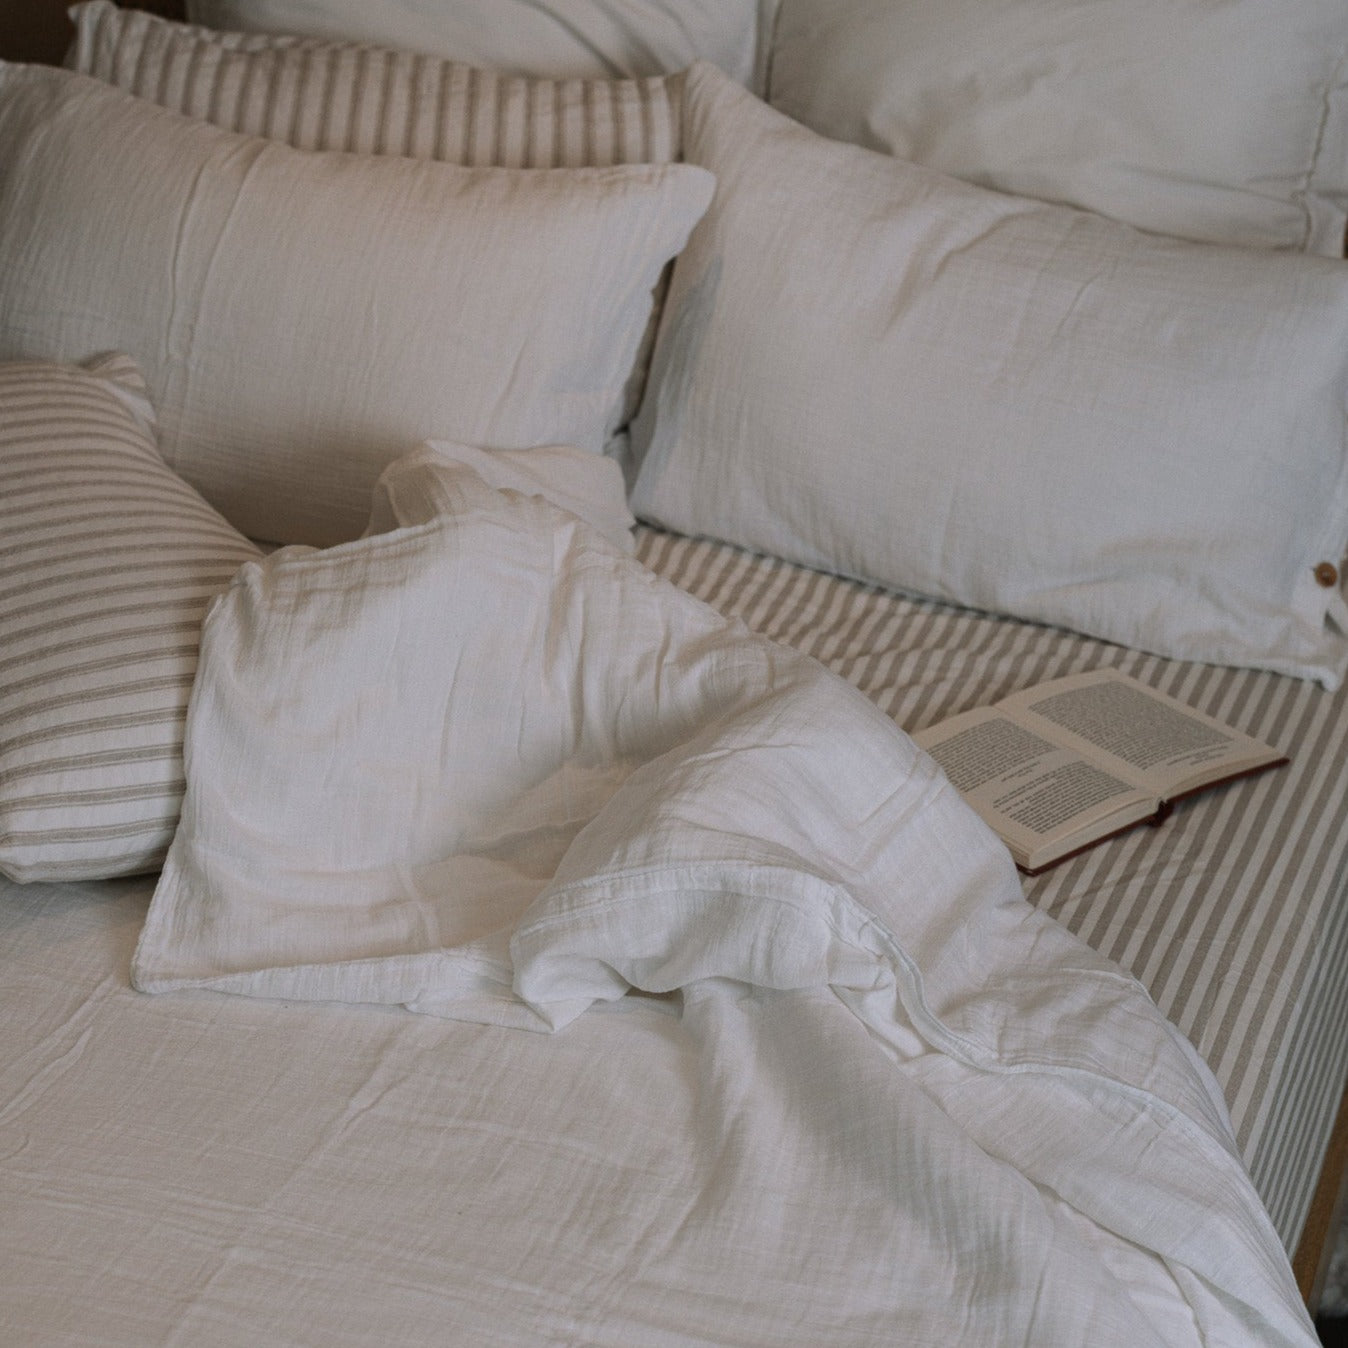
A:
67 0 689 484
766 0 1348 255
0 355 260 884
0 62 713 546
631 64 1348 687
186 0 774 90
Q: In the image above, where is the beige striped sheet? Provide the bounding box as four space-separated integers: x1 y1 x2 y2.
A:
68 1 683 168
0 357 260 883
635 525 1348 1255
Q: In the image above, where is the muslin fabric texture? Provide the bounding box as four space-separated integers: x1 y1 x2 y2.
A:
630 64 1348 687
130 453 1315 1345
767 0 1348 255
66 0 691 478
0 355 259 883
364 440 637 553
0 62 713 545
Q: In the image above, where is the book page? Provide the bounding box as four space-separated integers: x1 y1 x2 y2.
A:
998 670 1284 799
913 707 1156 869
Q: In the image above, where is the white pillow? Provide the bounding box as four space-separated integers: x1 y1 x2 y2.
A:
67 0 686 486
630 64 1348 688
0 355 260 884
767 0 1348 256
0 62 712 546
186 0 773 89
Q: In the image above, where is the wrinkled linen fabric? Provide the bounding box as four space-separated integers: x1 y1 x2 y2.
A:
364 440 637 554
0 62 713 547
629 64 1348 689
132 454 1315 1345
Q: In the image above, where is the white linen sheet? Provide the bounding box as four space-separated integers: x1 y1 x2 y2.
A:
3 455 1316 1344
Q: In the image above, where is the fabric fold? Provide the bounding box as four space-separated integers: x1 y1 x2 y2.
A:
131 451 1315 1344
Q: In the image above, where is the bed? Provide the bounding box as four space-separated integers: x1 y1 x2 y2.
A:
1 1 1346 1343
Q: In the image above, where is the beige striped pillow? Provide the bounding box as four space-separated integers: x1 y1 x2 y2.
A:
67 1 683 167
0 356 261 883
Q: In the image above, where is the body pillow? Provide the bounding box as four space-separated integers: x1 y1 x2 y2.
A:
631 64 1348 687
0 62 712 545
767 0 1348 255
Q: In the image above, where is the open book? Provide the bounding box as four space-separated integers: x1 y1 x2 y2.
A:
912 669 1288 874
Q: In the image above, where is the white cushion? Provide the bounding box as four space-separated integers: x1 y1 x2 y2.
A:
0 63 713 545
767 0 1348 255
630 65 1348 687
0 355 260 883
67 0 688 487
186 0 773 90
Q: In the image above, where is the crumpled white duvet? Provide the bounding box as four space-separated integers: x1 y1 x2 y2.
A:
130 447 1316 1345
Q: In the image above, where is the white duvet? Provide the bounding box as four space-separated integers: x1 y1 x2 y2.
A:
108 448 1318 1343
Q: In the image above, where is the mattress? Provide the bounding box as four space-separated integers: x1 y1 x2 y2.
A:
636 524 1348 1252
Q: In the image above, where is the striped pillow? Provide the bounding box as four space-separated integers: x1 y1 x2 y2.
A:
0 356 261 883
67 1 683 167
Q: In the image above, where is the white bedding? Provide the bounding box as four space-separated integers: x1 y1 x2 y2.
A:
48 452 1313 1344
0 867 1313 1345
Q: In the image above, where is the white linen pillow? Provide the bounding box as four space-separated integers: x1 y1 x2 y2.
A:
186 0 773 89
767 0 1348 256
0 355 260 884
68 2 684 167
67 0 686 471
630 64 1348 688
0 62 712 546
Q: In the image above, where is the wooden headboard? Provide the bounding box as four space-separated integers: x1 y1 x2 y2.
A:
0 0 186 65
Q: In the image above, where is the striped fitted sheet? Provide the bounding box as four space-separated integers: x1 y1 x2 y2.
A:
636 525 1348 1252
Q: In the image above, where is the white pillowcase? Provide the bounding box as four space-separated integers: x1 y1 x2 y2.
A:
67 0 688 488
0 62 712 545
767 0 1348 255
187 0 774 89
630 64 1348 687
0 355 260 883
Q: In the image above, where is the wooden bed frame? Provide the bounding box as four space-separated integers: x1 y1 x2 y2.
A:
2 0 1345 1313
1297 1081 1348 1306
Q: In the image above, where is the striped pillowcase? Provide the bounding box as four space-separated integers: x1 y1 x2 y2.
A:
66 0 684 167
0 356 261 883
